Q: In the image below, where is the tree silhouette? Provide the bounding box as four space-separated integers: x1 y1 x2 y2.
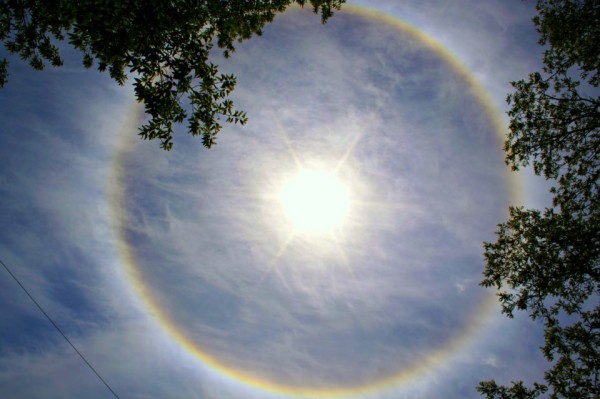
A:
0 0 344 149
479 1 599 398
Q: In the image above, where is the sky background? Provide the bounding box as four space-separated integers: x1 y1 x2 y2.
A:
0 1 556 398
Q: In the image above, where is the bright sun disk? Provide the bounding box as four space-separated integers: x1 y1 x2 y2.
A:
279 169 351 234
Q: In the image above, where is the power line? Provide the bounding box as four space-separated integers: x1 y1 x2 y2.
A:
0 257 121 399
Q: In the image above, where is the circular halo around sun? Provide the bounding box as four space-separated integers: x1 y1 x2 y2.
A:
278 169 351 233
112 5 517 396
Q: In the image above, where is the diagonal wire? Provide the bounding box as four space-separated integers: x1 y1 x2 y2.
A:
0 257 121 399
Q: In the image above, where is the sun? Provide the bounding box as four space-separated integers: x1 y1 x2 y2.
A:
278 169 351 234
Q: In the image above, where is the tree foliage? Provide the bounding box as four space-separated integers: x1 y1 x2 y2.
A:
0 0 344 149
479 1 599 398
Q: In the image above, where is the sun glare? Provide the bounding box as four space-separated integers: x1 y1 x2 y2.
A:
279 170 351 234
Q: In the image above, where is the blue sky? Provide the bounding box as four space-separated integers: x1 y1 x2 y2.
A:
0 1 556 398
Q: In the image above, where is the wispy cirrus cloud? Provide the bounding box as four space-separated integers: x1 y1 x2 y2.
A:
0 2 552 399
